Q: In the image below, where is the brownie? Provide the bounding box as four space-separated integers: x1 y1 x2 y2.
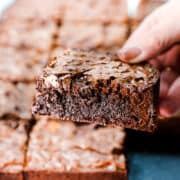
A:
64 0 128 24
0 18 57 52
57 22 128 51
0 47 48 82
33 49 160 132
0 118 29 180
3 0 66 21
25 117 127 180
0 80 35 119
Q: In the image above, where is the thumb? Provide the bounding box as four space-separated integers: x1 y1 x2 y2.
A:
118 0 180 63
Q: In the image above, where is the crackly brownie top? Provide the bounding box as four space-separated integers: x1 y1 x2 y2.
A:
0 47 48 82
43 49 159 90
64 0 128 23
0 18 56 51
58 23 127 50
26 117 125 171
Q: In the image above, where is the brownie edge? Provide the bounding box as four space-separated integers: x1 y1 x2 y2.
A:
24 171 127 180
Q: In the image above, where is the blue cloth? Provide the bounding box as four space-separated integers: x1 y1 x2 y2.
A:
128 152 180 180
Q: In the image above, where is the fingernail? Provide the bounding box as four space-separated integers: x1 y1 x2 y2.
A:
118 47 142 62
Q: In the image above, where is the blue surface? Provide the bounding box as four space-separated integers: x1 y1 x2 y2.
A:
128 152 180 180
126 129 180 180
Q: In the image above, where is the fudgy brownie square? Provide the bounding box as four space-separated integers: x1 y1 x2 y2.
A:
64 0 128 24
0 118 30 180
3 0 66 21
57 22 128 51
25 117 127 180
0 47 48 82
0 80 35 119
33 49 160 132
0 18 57 52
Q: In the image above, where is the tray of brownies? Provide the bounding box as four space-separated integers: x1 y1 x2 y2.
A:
0 0 179 180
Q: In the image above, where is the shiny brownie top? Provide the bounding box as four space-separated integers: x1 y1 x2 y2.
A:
42 49 159 90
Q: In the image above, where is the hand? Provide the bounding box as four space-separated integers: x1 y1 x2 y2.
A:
118 0 180 118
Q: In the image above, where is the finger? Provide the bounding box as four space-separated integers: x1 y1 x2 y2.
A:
168 76 180 101
159 69 178 99
159 80 169 99
159 77 180 117
118 1 180 63
150 45 180 72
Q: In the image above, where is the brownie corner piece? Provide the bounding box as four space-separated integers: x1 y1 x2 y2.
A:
33 49 160 132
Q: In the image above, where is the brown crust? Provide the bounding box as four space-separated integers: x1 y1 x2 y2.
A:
24 170 127 180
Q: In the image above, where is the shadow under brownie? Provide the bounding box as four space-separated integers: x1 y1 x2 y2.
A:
33 49 160 132
25 117 127 180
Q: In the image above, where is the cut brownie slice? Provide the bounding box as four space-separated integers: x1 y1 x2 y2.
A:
0 47 48 82
33 50 160 132
0 118 29 180
0 80 35 119
3 0 66 21
57 22 128 51
0 18 57 52
25 117 127 180
64 0 128 24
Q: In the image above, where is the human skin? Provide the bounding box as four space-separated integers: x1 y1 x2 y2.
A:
118 0 180 117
